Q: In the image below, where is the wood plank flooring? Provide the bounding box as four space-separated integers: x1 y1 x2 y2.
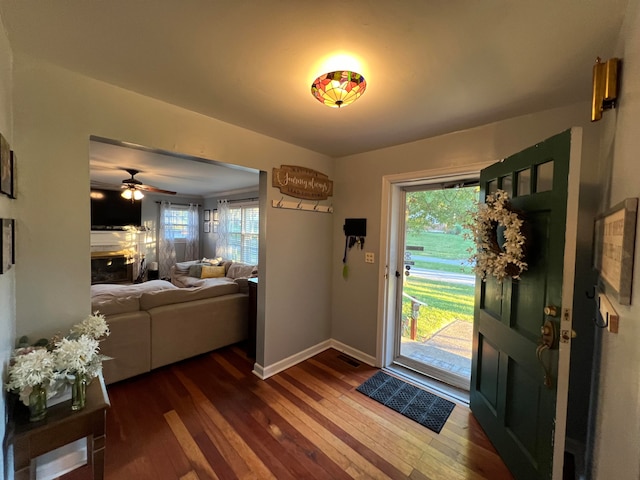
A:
61 345 513 480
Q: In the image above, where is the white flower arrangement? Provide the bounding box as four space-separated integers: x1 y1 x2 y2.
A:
54 335 101 377
5 348 55 405
70 312 111 340
466 189 528 282
5 312 111 406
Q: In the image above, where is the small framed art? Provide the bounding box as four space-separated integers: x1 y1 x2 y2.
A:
1 218 14 274
595 197 638 305
204 209 211 221
0 134 13 198
204 221 211 233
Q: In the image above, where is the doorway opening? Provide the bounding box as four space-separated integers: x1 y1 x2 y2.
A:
392 182 478 391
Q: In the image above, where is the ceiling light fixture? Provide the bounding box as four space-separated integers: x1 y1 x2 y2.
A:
121 187 144 201
311 70 367 108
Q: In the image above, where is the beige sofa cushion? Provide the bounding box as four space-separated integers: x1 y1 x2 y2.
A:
150 293 248 369
92 295 140 316
100 311 151 384
139 282 240 310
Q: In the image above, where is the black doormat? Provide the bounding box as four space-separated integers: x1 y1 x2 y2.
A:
356 371 455 434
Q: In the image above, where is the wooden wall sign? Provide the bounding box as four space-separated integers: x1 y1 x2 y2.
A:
595 197 638 305
272 165 333 200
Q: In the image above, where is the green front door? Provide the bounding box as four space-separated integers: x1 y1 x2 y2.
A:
470 130 579 479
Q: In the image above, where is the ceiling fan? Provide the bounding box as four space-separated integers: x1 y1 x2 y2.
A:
120 168 176 200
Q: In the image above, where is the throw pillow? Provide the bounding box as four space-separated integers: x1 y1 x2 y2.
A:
202 256 223 265
174 260 199 275
187 262 212 278
201 265 226 279
227 262 258 279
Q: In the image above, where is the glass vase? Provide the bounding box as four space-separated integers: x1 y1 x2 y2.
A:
28 383 47 422
71 373 87 411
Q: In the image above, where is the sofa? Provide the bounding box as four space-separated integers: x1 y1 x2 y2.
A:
169 258 258 290
91 278 249 385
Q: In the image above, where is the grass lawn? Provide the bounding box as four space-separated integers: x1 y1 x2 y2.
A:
405 230 474 260
401 229 476 341
402 276 474 341
406 230 476 274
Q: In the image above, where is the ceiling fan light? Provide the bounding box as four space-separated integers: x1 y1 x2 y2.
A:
311 70 367 108
121 188 133 200
133 189 144 200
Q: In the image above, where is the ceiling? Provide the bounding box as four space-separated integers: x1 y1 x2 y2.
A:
0 0 629 191
89 139 260 198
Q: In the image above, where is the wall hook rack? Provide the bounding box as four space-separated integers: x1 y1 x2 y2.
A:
271 199 333 213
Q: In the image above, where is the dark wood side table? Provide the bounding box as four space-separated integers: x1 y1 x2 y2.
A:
247 278 258 358
9 374 110 480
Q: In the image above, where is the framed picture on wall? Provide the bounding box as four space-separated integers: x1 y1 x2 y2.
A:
204 221 211 233
1 218 14 274
595 197 638 305
204 209 211 221
0 134 13 198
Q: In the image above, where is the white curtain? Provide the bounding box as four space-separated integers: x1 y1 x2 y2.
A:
185 203 199 261
215 199 230 258
158 201 176 279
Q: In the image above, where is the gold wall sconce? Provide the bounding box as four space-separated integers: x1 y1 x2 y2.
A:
591 57 621 122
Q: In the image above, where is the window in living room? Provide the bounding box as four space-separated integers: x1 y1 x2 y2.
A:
162 204 198 241
227 202 258 265
158 202 200 275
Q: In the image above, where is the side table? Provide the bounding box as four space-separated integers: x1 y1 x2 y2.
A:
9 374 110 480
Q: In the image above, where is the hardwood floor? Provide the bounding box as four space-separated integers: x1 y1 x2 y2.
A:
62 345 513 480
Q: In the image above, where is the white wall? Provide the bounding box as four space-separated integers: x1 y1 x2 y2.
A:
11 55 333 371
0 15 13 479
592 0 640 478
331 102 595 356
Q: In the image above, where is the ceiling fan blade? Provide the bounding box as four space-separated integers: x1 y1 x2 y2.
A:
137 184 177 195
90 180 121 190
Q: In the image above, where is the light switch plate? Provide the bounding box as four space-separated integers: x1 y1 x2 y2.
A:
365 252 375 264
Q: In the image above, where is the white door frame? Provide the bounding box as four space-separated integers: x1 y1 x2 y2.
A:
376 161 494 369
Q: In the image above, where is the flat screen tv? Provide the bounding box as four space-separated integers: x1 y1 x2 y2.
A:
90 188 142 230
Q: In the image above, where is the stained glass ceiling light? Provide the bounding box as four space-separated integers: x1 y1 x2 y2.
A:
311 70 367 108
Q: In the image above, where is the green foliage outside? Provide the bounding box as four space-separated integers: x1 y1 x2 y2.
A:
402 187 478 341
405 186 478 235
402 277 474 341
405 231 476 274
405 231 475 260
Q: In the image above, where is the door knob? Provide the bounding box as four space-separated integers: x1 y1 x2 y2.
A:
539 319 555 348
544 305 559 317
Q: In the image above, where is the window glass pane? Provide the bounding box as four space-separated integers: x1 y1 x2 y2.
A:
517 169 531 196
163 206 196 240
536 161 554 193
226 204 259 264
487 180 497 194
228 208 242 233
500 175 513 196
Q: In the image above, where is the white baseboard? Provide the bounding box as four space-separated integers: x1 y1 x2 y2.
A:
328 339 376 367
252 339 375 380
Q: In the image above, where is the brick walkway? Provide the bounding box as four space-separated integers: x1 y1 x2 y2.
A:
400 320 473 378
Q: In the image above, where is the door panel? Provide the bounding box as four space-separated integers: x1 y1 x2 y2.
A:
477 336 499 409
470 130 575 480
506 359 543 457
